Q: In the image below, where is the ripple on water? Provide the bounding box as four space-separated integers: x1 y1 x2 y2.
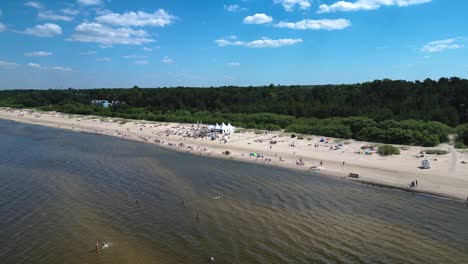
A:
1 119 468 264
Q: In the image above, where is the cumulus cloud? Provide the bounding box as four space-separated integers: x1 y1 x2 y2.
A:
274 0 311 11
0 60 19 69
96 57 111 61
23 23 62 37
95 10 176 27
243 14 273 24
215 37 303 48
62 8 80 16
421 38 464 53
318 0 431 13
224 4 247 12
69 22 154 45
51 66 72 72
123 55 148 59
25 1 74 21
77 0 103 6
27 62 72 71
161 56 174 64
38 10 74 21
28 62 41 68
24 51 53 57
24 1 43 9
0 23 5 32
275 19 351 30
227 62 241 67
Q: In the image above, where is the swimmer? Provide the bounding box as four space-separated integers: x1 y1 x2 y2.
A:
102 242 111 249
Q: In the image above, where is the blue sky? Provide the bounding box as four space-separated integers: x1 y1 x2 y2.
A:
0 0 467 89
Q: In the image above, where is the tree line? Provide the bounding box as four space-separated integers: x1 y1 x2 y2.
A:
0 77 467 147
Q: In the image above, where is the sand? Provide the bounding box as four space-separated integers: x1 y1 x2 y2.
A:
1 107 467 201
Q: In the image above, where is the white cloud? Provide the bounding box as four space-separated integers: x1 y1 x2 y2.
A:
62 8 80 16
224 4 247 12
421 38 464 53
0 60 19 69
274 0 311 11
24 1 77 21
23 23 62 37
243 14 273 24
38 10 74 21
96 57 111 61
216 37 303 48
143 47 152 51
275 19 351 30
123 55 148 59
24 51 53 57
318 0 431 13
69 22 154 45
51 66 73 72
24 1 43 9
227 62 241 67
95 10 176 27
28 62 41 68
77 0 103 6
0 23 5 32
80 50 97 55
135 60 149 65
27 63 72 71
25 2 75 22
161 56 174 64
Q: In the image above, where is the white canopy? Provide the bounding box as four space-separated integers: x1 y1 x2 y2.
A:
211 122 236 134
227 123 235 134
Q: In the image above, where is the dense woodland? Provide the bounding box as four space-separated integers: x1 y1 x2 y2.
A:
1 78 468 147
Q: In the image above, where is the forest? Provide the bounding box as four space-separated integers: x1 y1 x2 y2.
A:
0 77 467 147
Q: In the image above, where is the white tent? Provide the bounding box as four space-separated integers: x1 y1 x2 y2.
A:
227 123 235 134
221 123 228 134
215 123 221 130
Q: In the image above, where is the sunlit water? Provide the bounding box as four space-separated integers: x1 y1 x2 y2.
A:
0 119 467 264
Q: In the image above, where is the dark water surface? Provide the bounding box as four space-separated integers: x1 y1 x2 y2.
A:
0 119 467 264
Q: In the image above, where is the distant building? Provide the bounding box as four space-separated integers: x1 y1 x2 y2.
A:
91 100 109 108
91 100 125 108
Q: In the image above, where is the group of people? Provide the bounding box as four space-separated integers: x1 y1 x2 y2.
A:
409 180 419 188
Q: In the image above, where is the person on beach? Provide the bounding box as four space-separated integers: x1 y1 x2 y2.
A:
342 161 345 166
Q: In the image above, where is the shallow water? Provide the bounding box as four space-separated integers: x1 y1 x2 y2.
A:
0 119 467 264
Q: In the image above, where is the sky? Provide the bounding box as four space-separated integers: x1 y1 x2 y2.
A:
0 0 467 89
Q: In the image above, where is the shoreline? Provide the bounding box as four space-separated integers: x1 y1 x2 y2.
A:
1 107 467 202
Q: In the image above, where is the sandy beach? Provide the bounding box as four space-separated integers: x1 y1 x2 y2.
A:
1 107 467 201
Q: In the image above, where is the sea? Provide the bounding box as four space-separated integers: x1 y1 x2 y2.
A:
0 119 467 264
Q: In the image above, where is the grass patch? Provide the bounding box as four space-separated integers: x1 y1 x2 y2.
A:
377 145 400 156
424 149 449 155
